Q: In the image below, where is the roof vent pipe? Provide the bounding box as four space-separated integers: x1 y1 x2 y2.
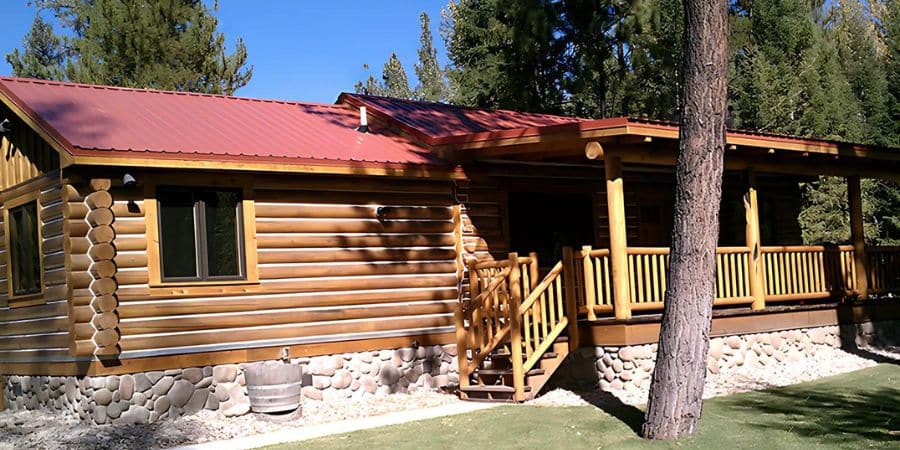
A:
357 106 369 133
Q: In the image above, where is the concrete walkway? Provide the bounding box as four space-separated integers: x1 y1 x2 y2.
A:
174 401 499 450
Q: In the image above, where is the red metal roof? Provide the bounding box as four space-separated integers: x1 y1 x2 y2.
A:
340 93 585 146
339 94 900 156
0 77 446 167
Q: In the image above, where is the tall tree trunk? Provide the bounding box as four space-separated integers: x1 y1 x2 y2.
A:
641 0 729 440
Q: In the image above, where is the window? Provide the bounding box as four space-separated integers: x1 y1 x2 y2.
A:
157 187 245 282
8 201 41 296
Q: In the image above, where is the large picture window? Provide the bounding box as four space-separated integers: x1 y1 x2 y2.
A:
157 187 245 282
8 201 42 296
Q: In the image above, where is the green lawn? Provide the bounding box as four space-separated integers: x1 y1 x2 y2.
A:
268 364 899 450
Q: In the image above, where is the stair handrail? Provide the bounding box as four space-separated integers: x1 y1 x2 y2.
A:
517 259 570 375
455 253 536 396
454 249 578 402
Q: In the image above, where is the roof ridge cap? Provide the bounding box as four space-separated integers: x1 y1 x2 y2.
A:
343 92 588 121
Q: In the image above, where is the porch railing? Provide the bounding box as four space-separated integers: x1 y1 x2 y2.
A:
461 254 537 358
520 259 571 373
574 244 898 318
761 245 856 302
868 246 900 294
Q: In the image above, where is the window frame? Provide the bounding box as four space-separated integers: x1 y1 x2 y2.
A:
145 177 258 288
2 190 44 306
157 186 247 283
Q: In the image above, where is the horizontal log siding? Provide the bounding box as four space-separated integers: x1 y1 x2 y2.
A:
114 176 460 356
0 180 72 363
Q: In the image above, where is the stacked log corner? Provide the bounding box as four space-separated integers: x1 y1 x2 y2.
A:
83 179 120 356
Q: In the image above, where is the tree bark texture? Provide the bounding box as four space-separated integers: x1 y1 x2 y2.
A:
641 0 729 440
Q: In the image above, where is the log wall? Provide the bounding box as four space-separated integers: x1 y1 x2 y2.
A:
0 175 71 363
91 173 462 358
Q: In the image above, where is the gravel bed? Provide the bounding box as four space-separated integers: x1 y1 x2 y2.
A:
529 344 899 408
0 390 458 450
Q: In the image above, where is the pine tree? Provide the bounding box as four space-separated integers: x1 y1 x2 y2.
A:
623 0 685 119
414 13 448 102
6 15 68 81
381 53 414 99
884 0 900 141
354 53 417 100
833 0 893 146
443 0 565 113
354 64 386 96
6 0 252 95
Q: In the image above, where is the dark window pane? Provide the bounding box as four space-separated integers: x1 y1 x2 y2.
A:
9 202 41 296
201 190 242 277
159 190 198 279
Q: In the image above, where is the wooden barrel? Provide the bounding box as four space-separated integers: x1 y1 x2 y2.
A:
244 361 303 413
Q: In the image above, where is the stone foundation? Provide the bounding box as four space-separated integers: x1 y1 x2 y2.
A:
553 320 899 393
2 344 459 425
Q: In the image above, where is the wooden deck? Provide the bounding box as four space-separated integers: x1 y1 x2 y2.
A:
578 299 900 346
459 245 899 401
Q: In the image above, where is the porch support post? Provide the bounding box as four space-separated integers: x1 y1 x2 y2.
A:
743 171 766 310
847 176 869 299
605 155 631 319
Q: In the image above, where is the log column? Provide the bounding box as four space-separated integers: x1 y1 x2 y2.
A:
847 176 869 299
85 179 121 356
605 156 631 319
743 171 766 310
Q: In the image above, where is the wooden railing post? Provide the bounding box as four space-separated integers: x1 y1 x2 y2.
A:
507 252 526 402
581 245 598 320
466 259 481 351
453 297 470 394
744 171 766 310
848 176 869 299
529 252 540 292
562 247 580 351
606 156 632 319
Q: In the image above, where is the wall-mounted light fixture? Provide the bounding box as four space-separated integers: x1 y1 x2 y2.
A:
0 119 12 138
375 206 388 221
123 173 140 213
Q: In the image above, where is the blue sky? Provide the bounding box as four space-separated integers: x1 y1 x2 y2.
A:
0 1 450 103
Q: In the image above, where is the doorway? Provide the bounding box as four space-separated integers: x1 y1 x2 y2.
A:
508 191 595 267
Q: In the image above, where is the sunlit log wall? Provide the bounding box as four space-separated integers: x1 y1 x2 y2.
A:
82 172 464 359
0 176 70 365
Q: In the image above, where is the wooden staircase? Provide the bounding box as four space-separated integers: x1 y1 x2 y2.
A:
455 250 580 402
460 337 570 402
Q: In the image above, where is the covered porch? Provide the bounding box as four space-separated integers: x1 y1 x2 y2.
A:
452 118 900 401
457 117 900 320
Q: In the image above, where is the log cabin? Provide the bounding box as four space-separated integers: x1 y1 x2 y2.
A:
0 76 897 419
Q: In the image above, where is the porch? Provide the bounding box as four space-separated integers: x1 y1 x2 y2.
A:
457 244 899 401
452 119 900 402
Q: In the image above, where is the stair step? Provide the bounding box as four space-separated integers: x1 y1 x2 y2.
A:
476 368 545 377
460 385 532 394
